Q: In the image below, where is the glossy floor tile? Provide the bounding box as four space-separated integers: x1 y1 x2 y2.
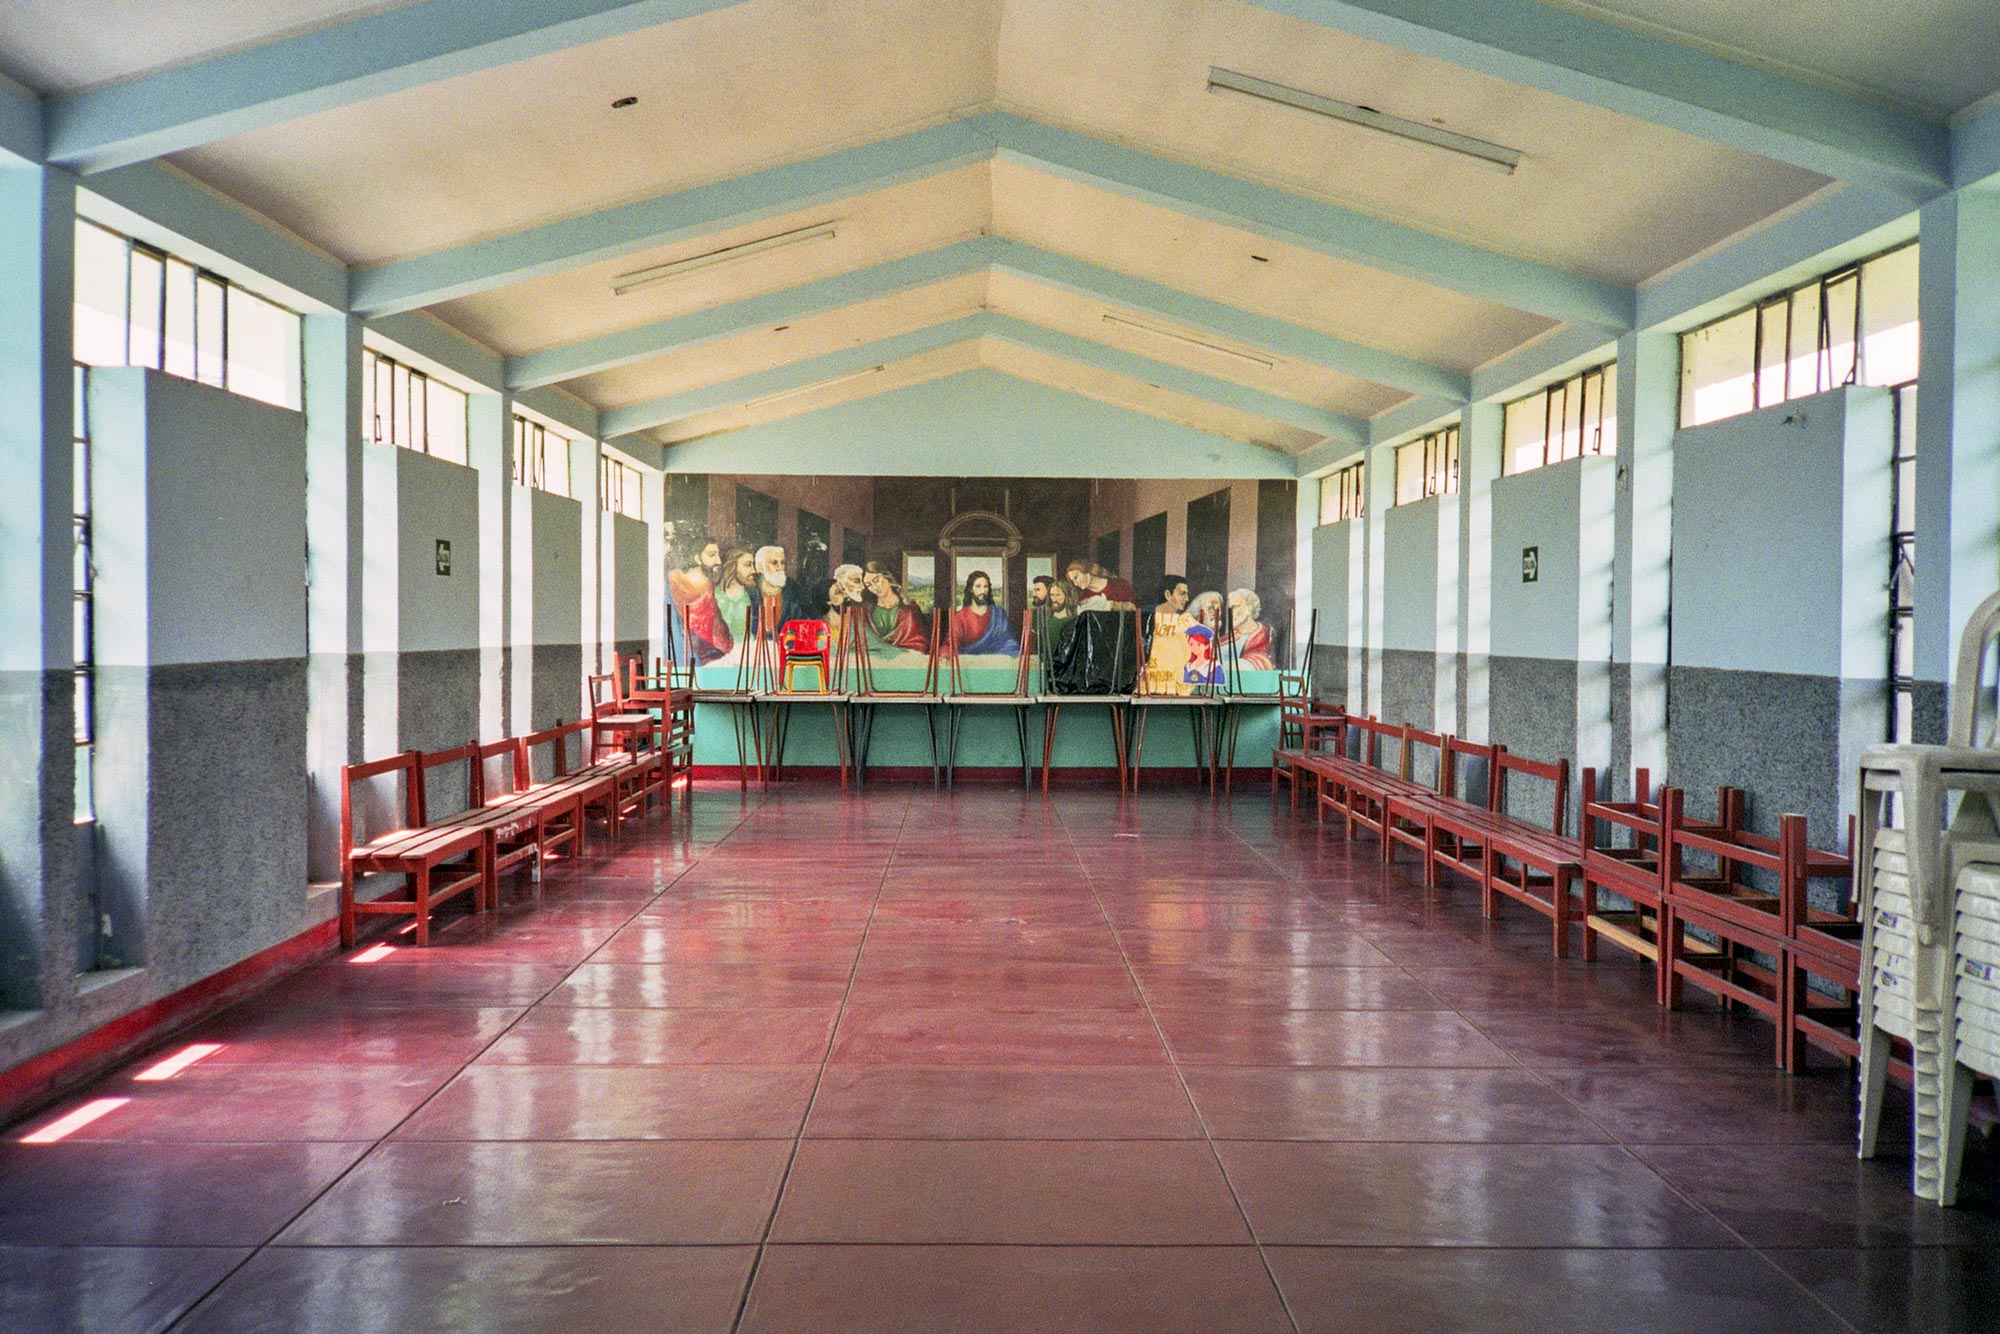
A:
2 782 1994 1331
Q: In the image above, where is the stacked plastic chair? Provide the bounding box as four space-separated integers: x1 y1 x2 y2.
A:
1856 587 2000 1205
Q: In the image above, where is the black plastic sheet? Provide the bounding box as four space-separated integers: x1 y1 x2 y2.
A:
1045 610 1138 695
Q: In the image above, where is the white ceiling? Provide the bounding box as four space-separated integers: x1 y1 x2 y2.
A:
4 0 1994 457
1533 0 2000 120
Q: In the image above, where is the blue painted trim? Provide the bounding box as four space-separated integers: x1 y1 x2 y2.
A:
1239 0 1947 196
365 311 503 391
505 238 996 389
989 113 1630 327
1467 324 1619 404
79 164 347 313
46 0 753 174
1952 100 2000 192
0 76 42 164
353 119 996 316
1362 395 1462 451
514 386 601 441
1635 188 1917 332
1295 437 1370 478
599 316 987 436
989 239 1468 399
981 314 1366 443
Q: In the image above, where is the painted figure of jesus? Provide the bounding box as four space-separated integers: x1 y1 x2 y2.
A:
950 569 1019 655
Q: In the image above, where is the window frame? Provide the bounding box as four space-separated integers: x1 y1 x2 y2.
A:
1319 460 1365 525
1503 362 1616 475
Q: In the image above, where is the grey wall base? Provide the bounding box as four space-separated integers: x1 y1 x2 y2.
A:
533 645 585 731
1378 648 1437 732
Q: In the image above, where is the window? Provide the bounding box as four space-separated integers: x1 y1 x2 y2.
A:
1888 383 1918 744
1394 425 1459 504
1504 362 1616 474
72 219 302 409
364 349 468 464
1680 242 1919 428
1319 460 1364 524
512 415 571 496
601 455 643 520
72 365 94 823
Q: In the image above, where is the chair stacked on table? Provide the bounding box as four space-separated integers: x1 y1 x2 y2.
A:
339 709 675 949
1274 713 1865 1071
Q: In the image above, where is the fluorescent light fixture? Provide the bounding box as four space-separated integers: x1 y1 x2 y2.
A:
612 222 838 295
743 364 887 410
1101 312 1277 370
1207 68 1522 174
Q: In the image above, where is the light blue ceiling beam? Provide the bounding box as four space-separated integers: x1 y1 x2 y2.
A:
352 118 995 316
0 76 42 164
505 237 998 390
1953 100 2000 192
507 233 1465 401
80 164 347 313
1361 396 1462 452
1294 436 1369 478
1635 187 1917 333
1466 324 1619 406
989 238 1467 400
45 0 752 174
986 113 1630 328
600 315 987 437
1240 0 1947 197
981 314 1366 445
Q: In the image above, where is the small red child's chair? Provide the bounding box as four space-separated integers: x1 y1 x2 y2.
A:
778 619 830 691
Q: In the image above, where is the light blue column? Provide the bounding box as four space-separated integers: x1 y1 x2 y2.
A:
1362 439 1398 714
1915 191 2000 734
468 391 513 739
303 313 364 880
1616 331 1678 789
0 164 76 1013
1458 400 1503 739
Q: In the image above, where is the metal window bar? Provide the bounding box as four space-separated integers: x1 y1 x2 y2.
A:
101 223 258 396
369 352 431 453
513 416 550 489
1817 265 1862 395
1887 381 1918 745
72 364 95 821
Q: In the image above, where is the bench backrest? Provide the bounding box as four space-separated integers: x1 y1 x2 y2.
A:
478 736 529 798
522 720 592 780
1581 766 1658 850
1442 737 1501 810
1402 727 1447 791
1494 750 1569 836
588 672 622 717
415 742 483 824
1343 715 1400 768
340 750 420 852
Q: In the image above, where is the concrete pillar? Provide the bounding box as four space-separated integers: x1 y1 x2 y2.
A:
642 464 666 667
468 391 512 740
1615 331 1678 793
1458 399 1503 740
0 164 75 1010
1915 191 2000 735
1362 439 1396 714
303 314 363 881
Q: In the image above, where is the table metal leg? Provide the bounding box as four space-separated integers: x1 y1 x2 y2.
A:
1111 705 1128 793
1015 704 1032 790
1129 705 1147 793
1041 705 1058 792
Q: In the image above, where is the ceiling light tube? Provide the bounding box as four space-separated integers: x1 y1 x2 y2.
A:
1101 313 1277 370
612 222 838 295
743 364 887 410
1207 68 1522 174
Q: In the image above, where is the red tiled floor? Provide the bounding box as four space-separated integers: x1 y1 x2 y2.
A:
5 781 1995 1329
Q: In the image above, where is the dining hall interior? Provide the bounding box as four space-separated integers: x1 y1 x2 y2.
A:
2 1 2000 1329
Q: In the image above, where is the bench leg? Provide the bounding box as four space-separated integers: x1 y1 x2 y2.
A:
1660 907 1683 1009
412 865 431 948
339 866 357 948
1551 869 1570 959
1578 880 1598 962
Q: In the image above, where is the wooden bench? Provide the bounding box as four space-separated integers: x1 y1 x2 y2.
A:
1660 787 1801 1067
1272 699 1345 806
478 735 586 871
524 719 634 839
1417 736 1503 895
1380 727 1447 866
1312 716 1405 836
1780 817 1861 1071
339 751 487 948
1462 750 1581 957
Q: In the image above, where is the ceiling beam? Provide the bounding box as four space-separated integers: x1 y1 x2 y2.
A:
0 75 41 164
356 111 1627 324
989 113 1630 327
505 238 994 390
504 233 1465 401
1953 99 2000 192
1466 324 1619 407
990 239 1467 399
981 315 1366 445
1240 0 1948 197
44 0 752 174
352 118 995 316
600 316 987 437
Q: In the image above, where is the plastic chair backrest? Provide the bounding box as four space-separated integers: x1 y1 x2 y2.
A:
781 619 826 657
1949 587 2000 748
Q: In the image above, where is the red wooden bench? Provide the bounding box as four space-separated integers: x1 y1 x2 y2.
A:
1781 817 1860 1071
1380 726 1447 867
1418 736 1503 895
339 751 487 948
1271 699 1345 806
1311 716 1405 836
477 735 586 871
1463 750 1581 957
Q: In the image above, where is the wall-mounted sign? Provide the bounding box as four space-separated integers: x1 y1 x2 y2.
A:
1521 546 1539 583
435 540 452 576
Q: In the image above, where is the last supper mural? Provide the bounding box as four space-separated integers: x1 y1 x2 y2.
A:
662 474 1299 692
